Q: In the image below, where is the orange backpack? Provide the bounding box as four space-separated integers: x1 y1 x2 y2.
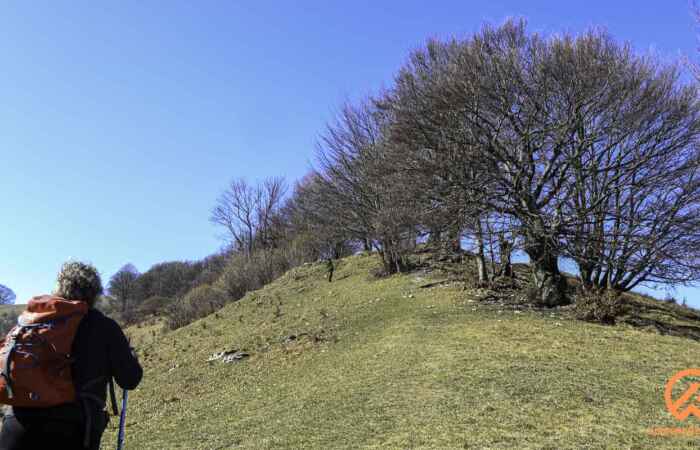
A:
0 295 88 407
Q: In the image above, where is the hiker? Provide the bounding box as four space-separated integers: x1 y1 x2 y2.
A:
0 261 143 450
325 258 334 283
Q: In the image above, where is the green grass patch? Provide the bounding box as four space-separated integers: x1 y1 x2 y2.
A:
106 254 700 449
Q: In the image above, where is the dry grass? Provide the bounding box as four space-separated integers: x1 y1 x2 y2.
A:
99 254 699 449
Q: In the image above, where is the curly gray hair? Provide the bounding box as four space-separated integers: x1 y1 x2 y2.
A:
54 261 103 306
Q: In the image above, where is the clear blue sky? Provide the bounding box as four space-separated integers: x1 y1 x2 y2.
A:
1 1 699 308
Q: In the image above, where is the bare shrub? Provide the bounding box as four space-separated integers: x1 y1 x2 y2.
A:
215 254 254 300
167 247 295 330
167 285 227 330
139 296 172 317
574 289 625 325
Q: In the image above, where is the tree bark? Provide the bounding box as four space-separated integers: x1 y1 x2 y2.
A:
428 228 442 248
498 236 513 278
445 225 462 254
578 263 594 291
524 236 567 306
378 238 406 275
474 220 488 285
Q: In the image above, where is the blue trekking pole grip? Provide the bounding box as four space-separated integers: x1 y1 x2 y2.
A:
116 389 129 450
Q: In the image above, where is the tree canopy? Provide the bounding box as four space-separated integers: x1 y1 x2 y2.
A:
0 284 16 305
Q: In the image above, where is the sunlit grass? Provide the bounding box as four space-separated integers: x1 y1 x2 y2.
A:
106 254 700 449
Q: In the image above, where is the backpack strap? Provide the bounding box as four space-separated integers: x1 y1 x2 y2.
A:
108 377 119 416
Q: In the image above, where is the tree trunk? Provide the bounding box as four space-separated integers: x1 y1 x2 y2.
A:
428 228 442 248
474 221 488 285
498 236 513 278
524 237 567 306
578 263 594 291
333 242 342 260
378 239 405 275
445 225 462 254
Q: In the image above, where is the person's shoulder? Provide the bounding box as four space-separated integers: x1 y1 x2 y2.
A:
86 308 122 332
86 307 107 321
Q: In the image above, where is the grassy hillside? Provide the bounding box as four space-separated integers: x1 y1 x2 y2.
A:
0 304 26 316
0 304 25 335
107 254 700 449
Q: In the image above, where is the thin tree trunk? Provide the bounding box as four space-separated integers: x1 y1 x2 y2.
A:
428 228 442 248
474 219 488 285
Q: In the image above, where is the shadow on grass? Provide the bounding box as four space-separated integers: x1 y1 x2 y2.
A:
617 294 700 341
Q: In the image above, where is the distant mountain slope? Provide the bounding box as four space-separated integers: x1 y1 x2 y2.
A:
105 254 700 449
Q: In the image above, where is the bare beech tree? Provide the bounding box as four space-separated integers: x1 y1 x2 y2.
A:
211 177 287 256
0 284 16 305
380 21 700 304
283 174 357 260
433 21 576 305
256 177 288 250
564 125 700 291
531 28 700 291
108 264 140 316
316 100 417 274
381 29 517 288
211 179 258 255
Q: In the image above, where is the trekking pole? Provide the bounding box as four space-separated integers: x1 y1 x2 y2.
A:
116 389 129 450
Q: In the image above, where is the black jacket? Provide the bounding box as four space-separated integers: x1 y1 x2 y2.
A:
71 308 143 400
